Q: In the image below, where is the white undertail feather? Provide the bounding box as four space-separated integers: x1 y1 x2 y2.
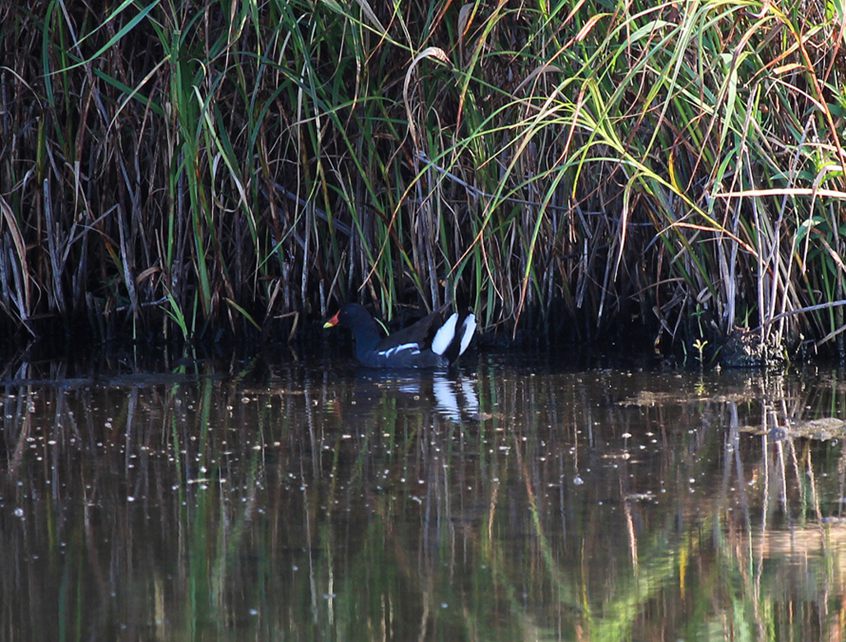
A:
431 313 458 355
458 314 476 355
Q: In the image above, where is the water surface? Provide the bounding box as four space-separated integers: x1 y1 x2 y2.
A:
2 351 846 640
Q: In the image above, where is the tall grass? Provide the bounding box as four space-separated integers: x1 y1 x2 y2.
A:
1 1 845 355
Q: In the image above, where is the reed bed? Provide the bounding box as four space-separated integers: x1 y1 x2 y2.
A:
1 0 844 357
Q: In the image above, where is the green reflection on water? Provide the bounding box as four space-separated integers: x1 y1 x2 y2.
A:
1 356 846 640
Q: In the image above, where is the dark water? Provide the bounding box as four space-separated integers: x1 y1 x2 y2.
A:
2 350 846 641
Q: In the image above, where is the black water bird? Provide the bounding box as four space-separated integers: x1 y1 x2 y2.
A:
323 303 476 368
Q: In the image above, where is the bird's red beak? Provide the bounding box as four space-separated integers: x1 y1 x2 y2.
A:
323 311 340 329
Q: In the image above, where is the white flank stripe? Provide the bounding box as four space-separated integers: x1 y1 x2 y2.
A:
377 343 420 358
458 314 476 355
431 313 458 355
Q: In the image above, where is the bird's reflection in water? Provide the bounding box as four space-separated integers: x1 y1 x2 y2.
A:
350 369 480 423
433 373 479 422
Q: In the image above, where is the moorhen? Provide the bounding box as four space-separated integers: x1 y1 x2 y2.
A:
323 303 476 368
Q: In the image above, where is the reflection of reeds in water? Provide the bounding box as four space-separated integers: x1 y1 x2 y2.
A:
752 525 846 566
2 360 846 639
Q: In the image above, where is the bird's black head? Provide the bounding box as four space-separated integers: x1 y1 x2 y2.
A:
322 303 372 329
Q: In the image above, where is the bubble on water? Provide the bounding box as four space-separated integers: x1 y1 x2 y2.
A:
13 508 24 518
573 475 584 486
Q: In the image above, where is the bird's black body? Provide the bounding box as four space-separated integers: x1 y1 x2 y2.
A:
324 303 476 369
